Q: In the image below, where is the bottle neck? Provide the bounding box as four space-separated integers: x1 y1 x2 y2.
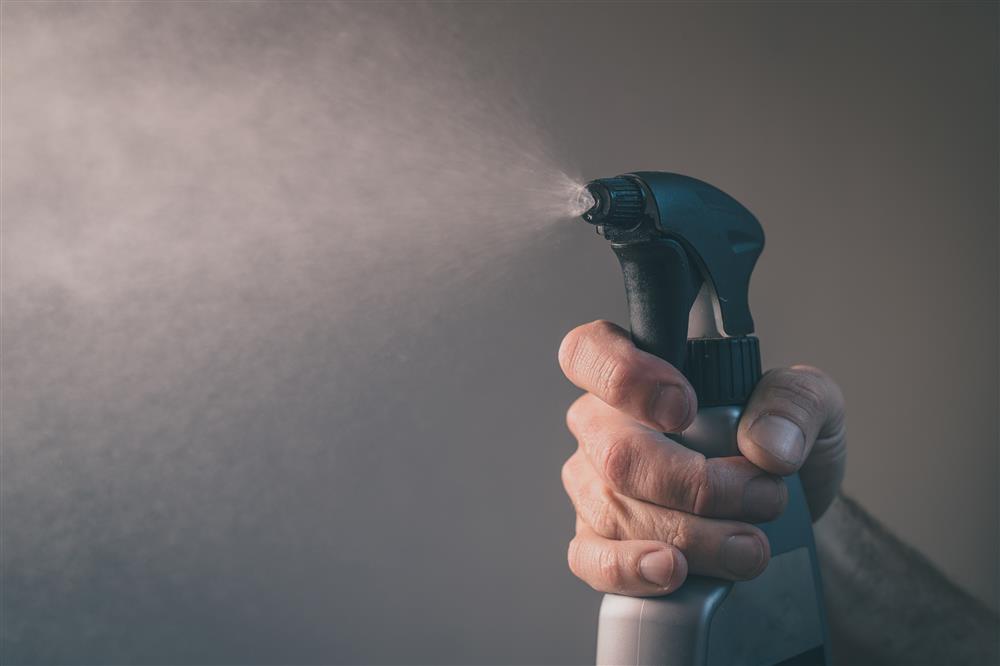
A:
683 336 762 408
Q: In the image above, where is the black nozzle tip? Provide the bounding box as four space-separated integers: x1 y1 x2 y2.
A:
580 183 604 224
580 176 645 228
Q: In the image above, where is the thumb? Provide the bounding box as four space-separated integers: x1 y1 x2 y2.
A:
737 365 847 518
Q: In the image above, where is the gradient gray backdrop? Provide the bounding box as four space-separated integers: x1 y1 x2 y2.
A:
3 2 997 664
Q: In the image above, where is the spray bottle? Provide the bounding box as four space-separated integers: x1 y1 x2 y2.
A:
577 173 829 666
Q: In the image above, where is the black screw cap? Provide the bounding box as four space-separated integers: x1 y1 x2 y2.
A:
683 336 762 407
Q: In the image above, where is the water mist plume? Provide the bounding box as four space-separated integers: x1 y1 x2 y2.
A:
3 1 589 439
2 4 587 652
5 3 584 310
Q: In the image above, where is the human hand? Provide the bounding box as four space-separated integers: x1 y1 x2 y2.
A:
558 320 847 596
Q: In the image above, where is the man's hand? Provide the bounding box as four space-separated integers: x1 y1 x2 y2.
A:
558 320 846 597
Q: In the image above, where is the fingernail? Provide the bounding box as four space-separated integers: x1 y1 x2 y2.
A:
639 550 676 588
722 535 765 578
749 415 805 467
742 475 783 520
654 384 689 432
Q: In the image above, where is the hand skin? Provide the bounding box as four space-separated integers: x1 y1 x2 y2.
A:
558 320 999 664
557 319 846 596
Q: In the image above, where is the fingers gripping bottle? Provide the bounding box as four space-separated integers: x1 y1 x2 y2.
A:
578 173 829 666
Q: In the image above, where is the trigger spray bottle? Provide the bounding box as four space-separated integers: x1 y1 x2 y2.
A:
576 173 829 666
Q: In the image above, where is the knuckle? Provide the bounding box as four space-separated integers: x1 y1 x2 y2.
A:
599 432 640 491
682 457 714 515
597 546 627 591
565 395 587 433
663 514 693 552
787 364 825 380
596 354 636 408
792 364 846 413
580 482 625 539
590 319 621 339
560 457 576 493
764 368 827 422
786 378 826 418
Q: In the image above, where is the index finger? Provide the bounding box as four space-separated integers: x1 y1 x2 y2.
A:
558 320 697 433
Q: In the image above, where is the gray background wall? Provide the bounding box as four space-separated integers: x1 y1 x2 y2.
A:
2 2 997 664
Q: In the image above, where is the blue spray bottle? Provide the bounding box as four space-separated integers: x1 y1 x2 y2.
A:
578 173 829 666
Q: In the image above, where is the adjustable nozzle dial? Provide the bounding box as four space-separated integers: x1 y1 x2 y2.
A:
581 177 645 229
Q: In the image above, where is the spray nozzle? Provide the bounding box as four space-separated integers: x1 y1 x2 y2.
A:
581 177 647 228
577 172 765 371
